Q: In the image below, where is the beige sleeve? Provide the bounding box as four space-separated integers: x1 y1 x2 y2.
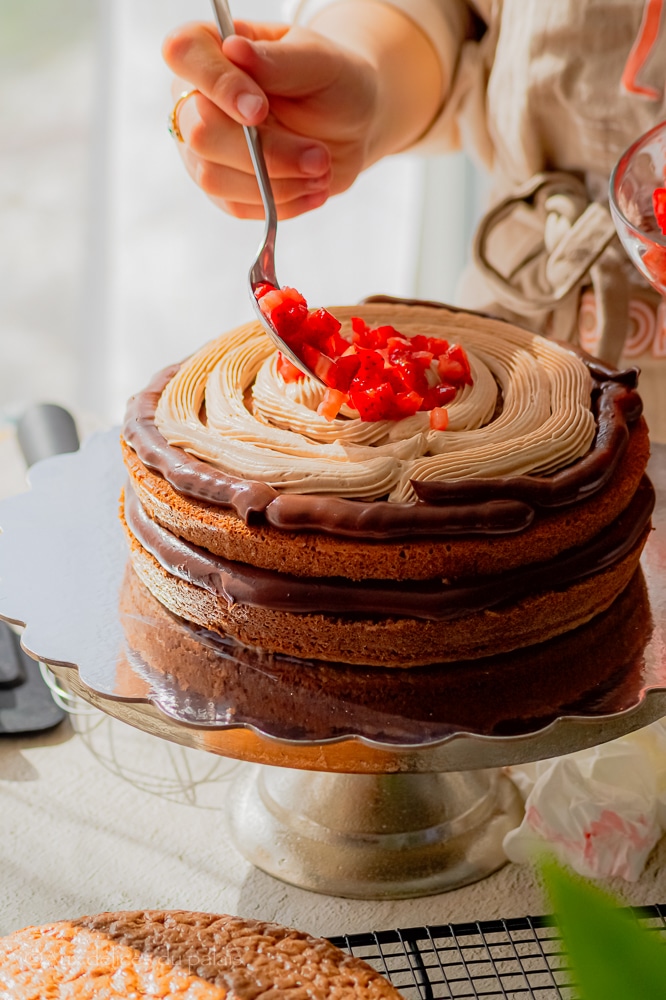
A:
285 0 478 154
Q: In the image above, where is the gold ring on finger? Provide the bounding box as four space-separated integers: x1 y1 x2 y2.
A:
168 89 200 143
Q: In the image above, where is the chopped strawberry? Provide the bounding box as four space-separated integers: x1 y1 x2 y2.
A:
421 383 457 410
391 357 430 395
300 343 336 385
259 286 308 339
323 330 351 358
259 287 472 422
304 307 342 345
353 327 378 350
410 350 435 368
351 316 369 335
317 388 348 421
385 367 407 394
437 344 473 386
430 406 449 431
350 319 399 350
426 336 450 357
328 353 361 391
386 336 414 361
354 348 386 386
642 243 666 284
654 187 666 235
374 325 401 348
276 352 305 382
391 390 424 419
349 382 395 421
253 281 274 300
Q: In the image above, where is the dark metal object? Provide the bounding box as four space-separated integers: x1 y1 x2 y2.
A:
0 622 23 687
16 403 79 468
0 403 81 731
0 655 65 734
331 910 666 998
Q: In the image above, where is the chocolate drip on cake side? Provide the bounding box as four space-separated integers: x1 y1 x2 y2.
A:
122 477 655 622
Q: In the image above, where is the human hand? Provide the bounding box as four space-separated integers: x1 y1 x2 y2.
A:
163 4 443 222
163 19 380 220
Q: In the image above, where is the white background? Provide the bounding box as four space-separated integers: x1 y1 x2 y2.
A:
0 0 481 437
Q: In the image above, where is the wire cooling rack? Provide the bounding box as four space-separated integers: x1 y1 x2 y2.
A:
330 907 666 999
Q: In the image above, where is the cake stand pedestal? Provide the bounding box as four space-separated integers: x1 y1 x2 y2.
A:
2 432 666 899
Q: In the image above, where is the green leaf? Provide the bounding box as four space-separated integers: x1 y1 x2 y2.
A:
542 858 666 1000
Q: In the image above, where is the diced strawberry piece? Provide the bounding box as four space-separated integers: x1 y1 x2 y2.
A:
350 317 371 344
300 343 336 384
352 348 386 387
317 388 348 421
258 289 284 314
374 325 401 348
420 383 457 410
391 390 424 419
349 382 395 421
350 319 392 350
282 286 307 306
263 287 472 421
358 329 380 349
384 367 406 393
429 406 449 431
363 382 424 421
654 188 666 235
305 307 342 344
642 243 666 284
437 344 473 386
323 330 351 359
276 352 305 383
386 335 411 349
260 287 308 339
438 362 469 386
391 358 430 395
410 350 435 368
328 353 361 391
426 336 450 357
253 281 275 300
386 336 413 361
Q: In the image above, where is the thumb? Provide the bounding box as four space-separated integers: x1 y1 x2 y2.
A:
221 30 339 98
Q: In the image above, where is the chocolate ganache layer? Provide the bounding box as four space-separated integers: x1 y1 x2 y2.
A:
123 476 654 622
120 564 651 742
121 307 643 541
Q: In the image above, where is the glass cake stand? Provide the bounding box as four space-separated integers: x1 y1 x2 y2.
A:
1 431 666 899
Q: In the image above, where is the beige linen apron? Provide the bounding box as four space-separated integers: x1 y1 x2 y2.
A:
450 0 666 438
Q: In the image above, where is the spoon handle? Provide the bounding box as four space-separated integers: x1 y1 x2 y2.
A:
209 0 278 283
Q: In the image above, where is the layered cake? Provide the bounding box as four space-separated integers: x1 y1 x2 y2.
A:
119 563 652 743
0 909 400 998
120 300 653 667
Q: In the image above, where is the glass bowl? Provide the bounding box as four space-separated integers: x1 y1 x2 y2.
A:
610 119 666 295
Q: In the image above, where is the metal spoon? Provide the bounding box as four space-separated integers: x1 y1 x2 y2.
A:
209 0 324 384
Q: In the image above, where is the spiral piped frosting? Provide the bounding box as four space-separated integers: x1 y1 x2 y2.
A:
154 305 595 502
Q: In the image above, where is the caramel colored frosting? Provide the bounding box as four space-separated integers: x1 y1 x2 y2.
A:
153 304 596 503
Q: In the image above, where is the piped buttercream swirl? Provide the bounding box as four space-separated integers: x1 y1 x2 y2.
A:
154 305 595 501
